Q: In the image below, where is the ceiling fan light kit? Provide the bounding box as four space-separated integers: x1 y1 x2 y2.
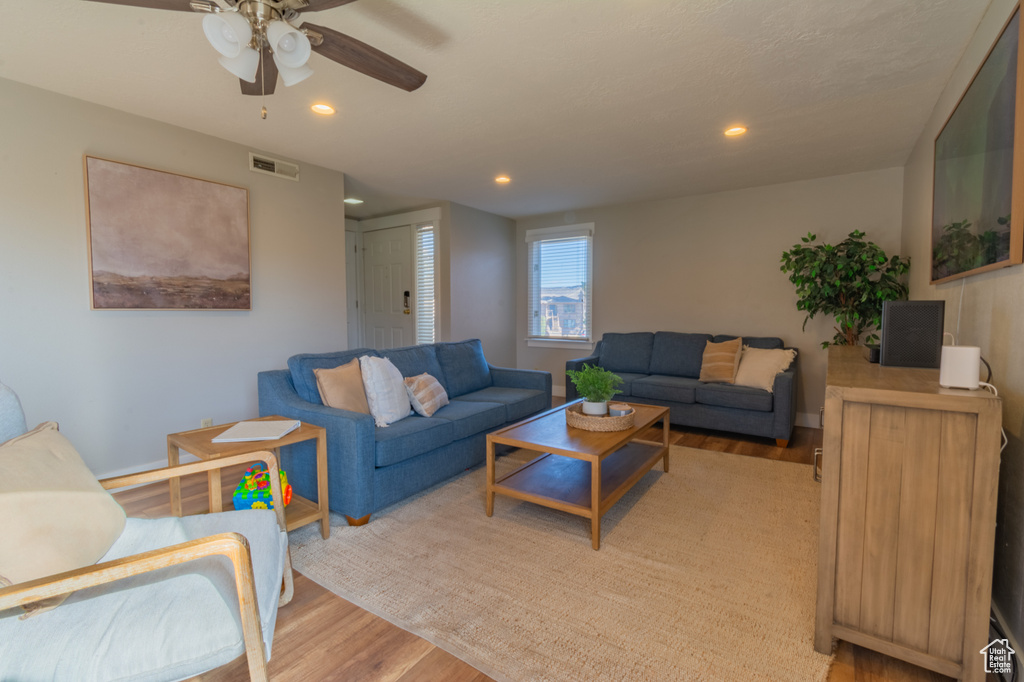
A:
86 0 427 103
266 20 311 68
202 11 252 58
275 59 314 86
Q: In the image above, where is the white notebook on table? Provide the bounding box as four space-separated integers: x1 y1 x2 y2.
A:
211 419 301 443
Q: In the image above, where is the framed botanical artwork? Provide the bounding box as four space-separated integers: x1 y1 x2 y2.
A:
84 156 251 310
932 7 1024 283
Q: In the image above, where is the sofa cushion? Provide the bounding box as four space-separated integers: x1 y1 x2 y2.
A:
0 511 286 682
606 372 649 398
431 400 507 440
360 356 413 427
713 335 784 350
382 345 447 391
735 347 797 393
698 337 742 384
649 332 713 378
598 333 654 374
0 422 127 588
695 383 774 412
288 349 379 404
436 340 492 397
456 387 549 423
630 375 702 404
374 417 454 467
405 374 449 417
0 382 27 444
314 359 370 414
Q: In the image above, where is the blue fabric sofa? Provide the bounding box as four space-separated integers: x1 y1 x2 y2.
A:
258 339 551 524
566 332 797 446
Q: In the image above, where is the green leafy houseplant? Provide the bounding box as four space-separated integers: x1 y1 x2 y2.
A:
780 230 910 348
565 364 623 403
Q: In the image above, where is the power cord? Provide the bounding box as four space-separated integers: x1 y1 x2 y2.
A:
979 381 1010 453
991 611 1019 682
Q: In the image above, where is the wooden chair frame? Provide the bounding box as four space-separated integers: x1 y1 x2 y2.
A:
0 451 293 682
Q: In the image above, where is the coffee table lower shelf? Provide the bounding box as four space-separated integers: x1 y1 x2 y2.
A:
490 441 666 546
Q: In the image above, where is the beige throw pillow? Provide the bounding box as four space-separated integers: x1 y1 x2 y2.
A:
314 359 371 414
734 347 797 393
0 422 127 614
405 374 449 417
698 338 743 384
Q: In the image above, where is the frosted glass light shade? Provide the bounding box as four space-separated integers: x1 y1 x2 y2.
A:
274 57 314 86
218 47 261 82
202 12 253 58
267 20 311 68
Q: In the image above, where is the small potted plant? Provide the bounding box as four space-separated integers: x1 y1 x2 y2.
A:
566 363 623 415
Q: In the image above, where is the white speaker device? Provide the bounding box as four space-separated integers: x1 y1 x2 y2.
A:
939 345 981 390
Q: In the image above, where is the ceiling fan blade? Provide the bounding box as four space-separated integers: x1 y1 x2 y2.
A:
304 23 426 92
240 47 278 96
296 0 359 11
82 0 202 11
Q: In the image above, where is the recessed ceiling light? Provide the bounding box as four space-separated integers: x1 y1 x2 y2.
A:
724 126 747 137
495 175 511 184
311 103 335 115
344 198 364 205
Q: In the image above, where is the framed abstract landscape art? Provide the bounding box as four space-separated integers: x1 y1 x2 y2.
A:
932 8 1024 283
84 156 251 310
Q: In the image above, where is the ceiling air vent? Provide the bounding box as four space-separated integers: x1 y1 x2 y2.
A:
248 152 300 181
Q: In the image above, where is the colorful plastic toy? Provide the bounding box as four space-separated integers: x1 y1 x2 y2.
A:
232 462 292 510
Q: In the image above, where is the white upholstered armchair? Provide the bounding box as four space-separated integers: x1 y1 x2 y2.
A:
0 382 293 681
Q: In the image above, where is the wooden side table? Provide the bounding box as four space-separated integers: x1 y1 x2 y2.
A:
167 416 329 539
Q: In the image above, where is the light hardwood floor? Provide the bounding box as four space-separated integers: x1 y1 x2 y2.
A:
114 419 967 682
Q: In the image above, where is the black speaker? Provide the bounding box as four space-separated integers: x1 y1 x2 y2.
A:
880 300 945 368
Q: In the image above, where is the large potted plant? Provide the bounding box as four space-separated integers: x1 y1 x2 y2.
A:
566 364 623 415
780 230 910 348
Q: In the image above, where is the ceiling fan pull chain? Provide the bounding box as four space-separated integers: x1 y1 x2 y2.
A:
260 43 268 119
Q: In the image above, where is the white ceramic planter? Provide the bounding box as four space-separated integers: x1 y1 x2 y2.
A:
581 400 608 416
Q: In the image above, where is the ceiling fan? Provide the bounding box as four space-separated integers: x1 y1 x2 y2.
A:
84 0 427 98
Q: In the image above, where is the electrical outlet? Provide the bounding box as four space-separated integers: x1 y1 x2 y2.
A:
201 418 213 428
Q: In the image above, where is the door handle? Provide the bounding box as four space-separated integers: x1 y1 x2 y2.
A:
813 448 822 483
403 290 411 314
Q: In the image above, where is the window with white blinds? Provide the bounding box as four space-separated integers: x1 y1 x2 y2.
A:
414 223 436 345
526 223 593 342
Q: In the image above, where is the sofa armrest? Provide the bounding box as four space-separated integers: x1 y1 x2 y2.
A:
564 354 600 401
488 365 552 394
258 370 377 518
771 350 799 442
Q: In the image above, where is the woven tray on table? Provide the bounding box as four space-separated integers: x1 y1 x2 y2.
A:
565 403 635 432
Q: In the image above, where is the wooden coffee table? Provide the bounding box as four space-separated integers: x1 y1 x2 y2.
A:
167 416 329 539
485 401 670 549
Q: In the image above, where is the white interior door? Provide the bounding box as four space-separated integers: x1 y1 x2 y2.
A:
345 230 361 349
362 225 414 350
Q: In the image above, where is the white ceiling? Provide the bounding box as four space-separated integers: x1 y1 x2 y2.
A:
0 0 992 219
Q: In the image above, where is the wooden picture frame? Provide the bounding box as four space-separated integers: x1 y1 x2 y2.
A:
84 156 251 310
932 7 1024 284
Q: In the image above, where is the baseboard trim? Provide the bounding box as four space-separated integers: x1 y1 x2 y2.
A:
96 453 199 489
553 384 566 398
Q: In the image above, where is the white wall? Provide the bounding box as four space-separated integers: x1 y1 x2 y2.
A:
448 202 516 367
0 78 348 476
900 0 1024 646
516 168 906 425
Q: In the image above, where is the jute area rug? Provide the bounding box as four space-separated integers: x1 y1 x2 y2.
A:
288 446 833 682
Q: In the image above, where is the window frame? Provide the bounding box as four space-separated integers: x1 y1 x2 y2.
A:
525 223 594 349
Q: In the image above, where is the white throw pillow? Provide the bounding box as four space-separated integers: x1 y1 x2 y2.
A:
359 356 412 427
733 347 797 393
405 373 449 417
